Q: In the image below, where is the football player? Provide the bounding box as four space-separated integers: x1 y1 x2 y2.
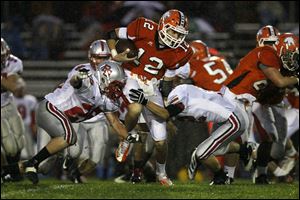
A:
164 40 238 183
13 78 38 159
106 9 193 186
1 38 26 182
222 27 299 184
1 58 137 184
128 83 249 185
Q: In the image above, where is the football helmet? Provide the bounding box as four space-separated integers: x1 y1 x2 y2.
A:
1 38 11 70
275 33 299 71
190 40 210 60
95 60 127 103
88 40 111 69
158 9 189 49
256 25 280 47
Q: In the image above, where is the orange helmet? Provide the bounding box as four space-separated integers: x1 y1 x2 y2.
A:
275 33 299 71
256 25 280 47
190 40 210 60
158 9 189 49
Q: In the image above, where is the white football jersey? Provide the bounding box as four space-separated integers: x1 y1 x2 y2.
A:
1 55 23 107
45 63 120 123
167 84 236 123
14 94 38 126
83 112 106 123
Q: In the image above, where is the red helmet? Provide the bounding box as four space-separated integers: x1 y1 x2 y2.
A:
275 33 299 71
190 40 210 60
256 25 280 47
158 9 189 49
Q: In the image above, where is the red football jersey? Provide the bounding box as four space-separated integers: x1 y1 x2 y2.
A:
122 17 193 80
223 46 281 98
189 56 233 91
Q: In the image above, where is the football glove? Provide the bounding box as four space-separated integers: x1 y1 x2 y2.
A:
77 68 92 80
129 89 148 105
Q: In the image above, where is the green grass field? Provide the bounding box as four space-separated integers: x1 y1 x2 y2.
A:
1 178 299 199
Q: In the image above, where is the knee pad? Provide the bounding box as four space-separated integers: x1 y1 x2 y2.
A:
1 120 19 156
270 142 285 160
256 141 272 167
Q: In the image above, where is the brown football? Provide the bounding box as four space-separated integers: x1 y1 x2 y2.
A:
115 39 138 58
256 80 286 105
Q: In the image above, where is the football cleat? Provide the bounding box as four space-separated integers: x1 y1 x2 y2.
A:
240 142 255 171
114 173 131 184
188 148 198 180
255 174 270 184
115 140 131 162
225 177 234 185
131 168 143 184
209 170 228 185
24 160 39 184
157 174 173 187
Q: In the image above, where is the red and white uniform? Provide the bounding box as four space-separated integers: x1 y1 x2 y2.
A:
224 46 281 102
167 84 248 159
36 63 120 146
45 63 119 123
166 55 233 91
1 55 23 107
14 94 38 158
118 17 193 141
1 54 25 157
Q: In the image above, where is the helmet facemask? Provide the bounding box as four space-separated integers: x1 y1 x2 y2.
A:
96 61 128 104
280 48 299 72
88 40 111 69
159 24 188 49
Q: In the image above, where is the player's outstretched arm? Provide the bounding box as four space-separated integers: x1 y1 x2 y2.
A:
107 28 136 62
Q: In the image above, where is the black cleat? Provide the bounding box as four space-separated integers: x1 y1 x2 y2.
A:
131 168 143 184
210 170 228 185
24 161 39 184
255 174 270 184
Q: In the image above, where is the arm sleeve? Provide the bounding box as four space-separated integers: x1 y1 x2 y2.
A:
259 48 281 70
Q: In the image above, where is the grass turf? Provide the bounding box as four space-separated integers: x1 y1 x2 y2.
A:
1 178 299 199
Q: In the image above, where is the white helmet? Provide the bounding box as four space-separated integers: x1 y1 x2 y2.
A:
88 39 111 69
95 60 127 103
1 38 11 70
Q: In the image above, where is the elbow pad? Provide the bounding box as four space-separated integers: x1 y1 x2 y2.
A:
159 80 173 98
106 30 118 40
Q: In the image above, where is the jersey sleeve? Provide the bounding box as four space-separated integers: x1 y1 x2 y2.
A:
127 17 145 41
175 62 191 79
258 47 281 70
167 44 193 70
167 86 188 107
7 57 23 76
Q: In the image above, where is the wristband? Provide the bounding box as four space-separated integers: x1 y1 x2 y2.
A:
111 49 118 58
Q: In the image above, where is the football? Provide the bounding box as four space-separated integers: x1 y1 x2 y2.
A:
256 80 286 105
115 39 138 58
